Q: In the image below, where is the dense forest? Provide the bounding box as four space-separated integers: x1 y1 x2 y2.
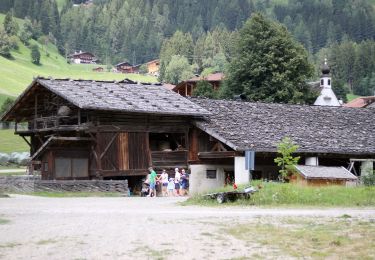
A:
0 0 375 96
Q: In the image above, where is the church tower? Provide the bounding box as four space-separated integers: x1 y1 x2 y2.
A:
314 59 341 106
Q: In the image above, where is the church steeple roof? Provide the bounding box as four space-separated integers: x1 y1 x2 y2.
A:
321 58 330 76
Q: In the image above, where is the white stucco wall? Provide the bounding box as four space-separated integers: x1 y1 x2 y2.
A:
235 156 251 184
189 164 232 194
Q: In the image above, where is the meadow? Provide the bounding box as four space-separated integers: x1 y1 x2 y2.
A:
0 12 157 99
184 181 375 207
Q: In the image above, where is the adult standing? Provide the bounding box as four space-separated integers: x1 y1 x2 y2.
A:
174 168 181 196
148 167 157 197
180 169 189 196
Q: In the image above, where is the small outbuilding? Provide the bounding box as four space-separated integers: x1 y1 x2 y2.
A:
293 165 358 186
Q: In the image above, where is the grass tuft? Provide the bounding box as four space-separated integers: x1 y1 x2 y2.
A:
0 218 10 225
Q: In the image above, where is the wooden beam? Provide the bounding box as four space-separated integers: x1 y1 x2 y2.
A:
100 169 147 177
34 94 38 129
198 151 236 159
21 136 31 147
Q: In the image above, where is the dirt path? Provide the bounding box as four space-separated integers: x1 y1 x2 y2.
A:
1 195 374 260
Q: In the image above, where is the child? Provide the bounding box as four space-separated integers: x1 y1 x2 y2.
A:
167 178 175 196
159 169 169 197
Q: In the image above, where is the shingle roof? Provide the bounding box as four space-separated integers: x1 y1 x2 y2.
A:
190 98 375 155
295 165 358 180
344 96 375 108
186 72 224 82
38 78 210 116
1 78 210 121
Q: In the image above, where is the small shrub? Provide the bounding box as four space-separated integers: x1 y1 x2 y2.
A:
274 137 300 181
362 171 375 186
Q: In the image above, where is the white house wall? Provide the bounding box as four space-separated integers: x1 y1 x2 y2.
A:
189 164 232 194
235 156 250 184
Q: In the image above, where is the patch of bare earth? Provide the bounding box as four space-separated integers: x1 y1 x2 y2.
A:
0 195 374 259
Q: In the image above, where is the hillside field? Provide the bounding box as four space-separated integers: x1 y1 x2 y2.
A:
0 14 157 99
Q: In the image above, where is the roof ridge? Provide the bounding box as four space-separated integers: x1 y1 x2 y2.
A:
37 77 161 85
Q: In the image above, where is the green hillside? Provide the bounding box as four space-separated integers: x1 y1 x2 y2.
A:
0 14 157 99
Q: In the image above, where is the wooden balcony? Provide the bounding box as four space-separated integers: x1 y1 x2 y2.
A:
15 115 90 134
151 150 188 169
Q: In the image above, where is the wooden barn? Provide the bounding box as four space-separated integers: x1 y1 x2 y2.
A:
115 62 140 74
173 73 224 97
1 78 209 192
2 79 375 193
146 59 160 76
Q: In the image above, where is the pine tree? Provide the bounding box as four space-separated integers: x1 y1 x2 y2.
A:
30 44 41 64
0 27 11 57
3 10 18 36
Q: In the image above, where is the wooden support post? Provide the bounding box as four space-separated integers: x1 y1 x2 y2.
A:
96 132 102 178
34 94 38 129
78 109 81 125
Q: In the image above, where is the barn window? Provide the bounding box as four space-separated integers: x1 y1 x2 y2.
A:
55 157 88 179
328 79 331 85
321 79 324 86
206 170 217 179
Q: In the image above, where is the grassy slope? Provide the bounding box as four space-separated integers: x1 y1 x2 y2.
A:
347 93 360 102
0 129 29 153
0 13 157 153
0 14 157 98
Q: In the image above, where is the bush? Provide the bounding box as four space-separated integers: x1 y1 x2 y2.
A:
362 171 375 186
192 80 217 98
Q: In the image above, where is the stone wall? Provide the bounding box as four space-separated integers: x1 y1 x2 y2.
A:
0 176 129 194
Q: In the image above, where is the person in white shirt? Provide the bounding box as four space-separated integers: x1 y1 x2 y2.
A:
174 168 181 196
159 169 169 197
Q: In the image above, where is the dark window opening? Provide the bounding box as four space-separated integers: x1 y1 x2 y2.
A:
149 133 186 151
206 170 217 179
328 79 331 85
321 79 324 86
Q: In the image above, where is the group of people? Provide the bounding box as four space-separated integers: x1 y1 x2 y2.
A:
146 167 189 197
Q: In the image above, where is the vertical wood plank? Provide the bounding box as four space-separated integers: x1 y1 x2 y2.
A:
118 132 129 170
189 128 199 161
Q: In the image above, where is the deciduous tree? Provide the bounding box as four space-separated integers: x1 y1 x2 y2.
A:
223 13 316 104
164 55 193 84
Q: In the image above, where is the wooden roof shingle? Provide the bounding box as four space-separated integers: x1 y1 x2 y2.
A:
191 98 375 155
38 79 211 116
1 78 210 121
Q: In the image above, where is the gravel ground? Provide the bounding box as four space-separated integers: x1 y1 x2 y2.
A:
0 195 374 260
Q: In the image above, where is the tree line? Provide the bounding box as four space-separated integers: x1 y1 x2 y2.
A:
1 0 373 63
0 0 374 98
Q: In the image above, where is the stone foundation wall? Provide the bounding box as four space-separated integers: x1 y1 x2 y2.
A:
0 176 129 194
